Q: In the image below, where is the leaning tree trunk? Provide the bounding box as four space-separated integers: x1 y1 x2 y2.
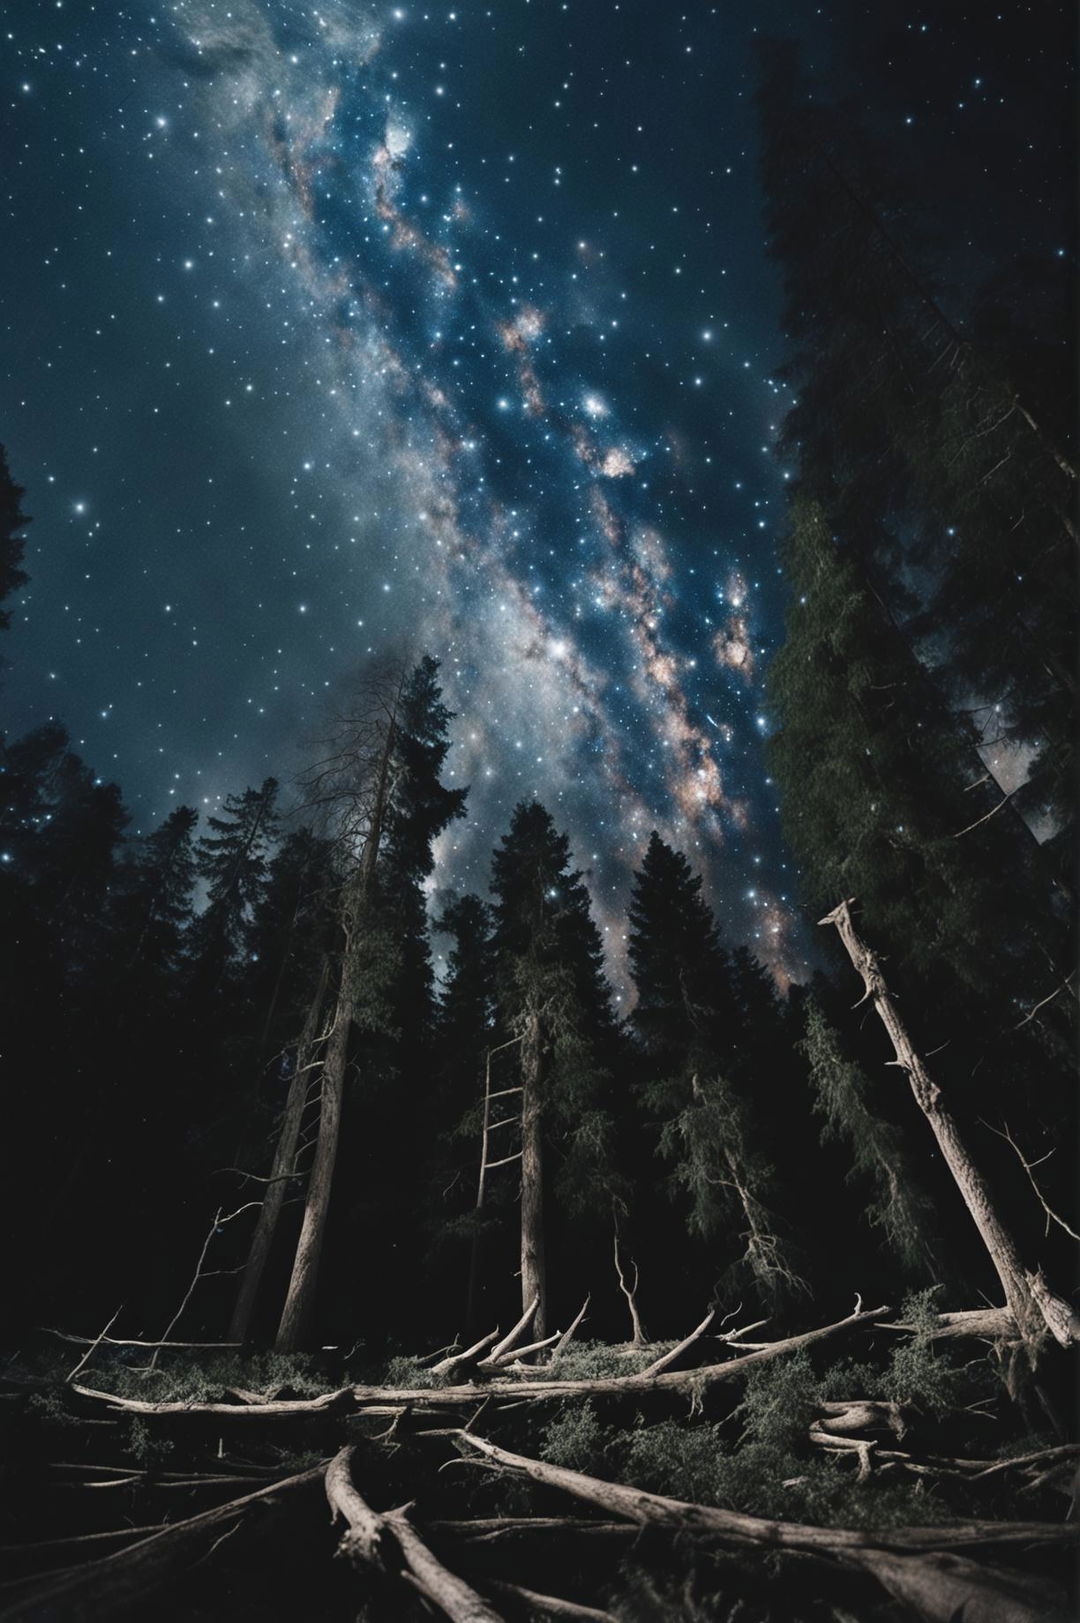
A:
519 1005 548 1339
821 899 1080 1351
274 900 361 1352
274 721 397 1353
228 957 330 1345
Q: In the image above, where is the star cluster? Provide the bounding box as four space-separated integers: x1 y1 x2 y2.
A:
3 0 1071 990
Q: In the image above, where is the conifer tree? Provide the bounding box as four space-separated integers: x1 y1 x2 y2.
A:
490 802 614 1335
799 1000 936 1276
191 778 280 982
380 655 468 1059
757 39 1077 856
765 496 1063 1036
627 833 801 1307
111 805 199 977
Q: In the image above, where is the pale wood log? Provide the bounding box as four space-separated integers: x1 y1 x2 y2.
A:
70 1304 893 1418
821 899 1080 1350
457 1434 1073 1622
326 1445 504 1623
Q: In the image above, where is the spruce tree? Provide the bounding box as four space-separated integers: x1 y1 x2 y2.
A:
110 805 199 977
628 833 801 1307
490 802 614 1334
191 778 280 982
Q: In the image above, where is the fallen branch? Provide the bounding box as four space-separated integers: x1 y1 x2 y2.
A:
486 1295 539 1364
878 1307 1014 1341
65 1306 124 1384
41 1330 242 1352
487 1578 617 1620
0 1465 325 1621
551 1296 590 1360
66 1305 894 1419
638 1308 714 1378
457 1433 1074 1623
326 1445 503 1622
821 898 1080 1350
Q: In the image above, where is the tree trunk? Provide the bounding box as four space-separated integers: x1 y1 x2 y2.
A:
274 919 358 1352
228 957 329 1345
821 899 1080 1350
519 1005 548 1339
274 719 397 1352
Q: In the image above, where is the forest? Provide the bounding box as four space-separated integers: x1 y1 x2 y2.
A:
1 43 1077 1623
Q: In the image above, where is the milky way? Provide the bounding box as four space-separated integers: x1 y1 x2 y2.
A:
4 0 830 989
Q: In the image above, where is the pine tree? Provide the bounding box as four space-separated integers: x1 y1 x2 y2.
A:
490 802 614 1335
111 805 198 977
244 825 337 1048
191 778 280 982
757 39 1077 858
627 833 801 1307
765 498 1056 1012
799 1000 936 1276
380 654 468 1060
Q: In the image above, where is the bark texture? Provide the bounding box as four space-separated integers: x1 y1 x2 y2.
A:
229 957 330 1345
519 1006 548 1338
821 899 1080 1350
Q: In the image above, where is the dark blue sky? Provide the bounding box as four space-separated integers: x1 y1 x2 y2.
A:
2 0 1072 989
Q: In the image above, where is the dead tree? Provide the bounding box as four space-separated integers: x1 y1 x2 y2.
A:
227 956 330 1344
821 899 1080 1353
274 663 407 1352
519 1004 548 1338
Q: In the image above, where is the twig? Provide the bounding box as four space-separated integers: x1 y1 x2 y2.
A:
66 1307 124 1384
985 1122 1080 1242
639 1309 715 1378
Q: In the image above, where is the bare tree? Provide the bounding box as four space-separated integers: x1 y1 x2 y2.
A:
821 899 1080 1356
273 660 409 1352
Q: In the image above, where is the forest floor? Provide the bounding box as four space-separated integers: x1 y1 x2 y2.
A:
0 1298 1076 1623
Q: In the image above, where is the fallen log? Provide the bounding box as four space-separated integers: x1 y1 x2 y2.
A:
57 1305 890 1423
325 1445 503 1622
0 1465 325 1621
456 1433 1074 1623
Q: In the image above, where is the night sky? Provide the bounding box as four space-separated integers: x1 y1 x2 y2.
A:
2 1 1073 991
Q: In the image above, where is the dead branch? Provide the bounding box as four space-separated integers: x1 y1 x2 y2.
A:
820 898 1080 1350
456 1433 1074 1622
486 1295 539 1364
552 1297 590 1360
0 1465 325 1622
486 1578 617 1620
425 1518 632 1544
984 1122 1080 1243
326 1446 503 1622
639 1309 715 1378
430 1329 502 1384
41 1331 242 1352
66 1304 894 1420
484 1330 561 1370
150 1203 260 1370
877 1307 1014 1341
65 1306 123 1383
